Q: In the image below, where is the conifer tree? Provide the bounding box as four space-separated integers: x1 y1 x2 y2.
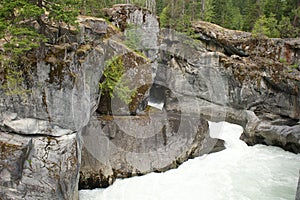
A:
0 0 79 57
0 0 79 94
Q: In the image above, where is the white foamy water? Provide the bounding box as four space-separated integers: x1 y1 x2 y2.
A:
79 122 300 200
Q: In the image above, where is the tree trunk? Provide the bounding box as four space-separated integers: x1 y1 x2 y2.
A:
82 0 87 15
191 0 195 21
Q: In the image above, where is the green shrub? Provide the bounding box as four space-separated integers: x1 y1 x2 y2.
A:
252 14 280 38
99 56 136 104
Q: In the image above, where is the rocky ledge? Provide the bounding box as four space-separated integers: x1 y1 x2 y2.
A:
190 21 300 153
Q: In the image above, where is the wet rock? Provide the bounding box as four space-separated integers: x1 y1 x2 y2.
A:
241 119 300 153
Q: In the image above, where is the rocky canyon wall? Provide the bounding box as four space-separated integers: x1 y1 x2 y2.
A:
0 4 299 199
79 4 222 189
0 16 107 199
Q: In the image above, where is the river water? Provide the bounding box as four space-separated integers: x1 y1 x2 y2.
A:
79 122 300 200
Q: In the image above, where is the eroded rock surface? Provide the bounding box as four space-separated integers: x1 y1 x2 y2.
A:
164 21 300 153
0 131 79 200
79 112 221 189
0 17 106 199
1 3 299 198
80 5 224 189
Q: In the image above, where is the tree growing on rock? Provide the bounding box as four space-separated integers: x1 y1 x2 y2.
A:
0 0 79 94
0 0 79 56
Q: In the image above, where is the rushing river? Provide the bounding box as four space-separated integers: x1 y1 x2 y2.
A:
79 122 300 200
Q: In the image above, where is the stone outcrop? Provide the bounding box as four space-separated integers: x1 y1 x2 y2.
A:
195 22 300 153
165 20 300 153
0 17 107 199
79 113 219 189
80 5 223 189
0 131 79 199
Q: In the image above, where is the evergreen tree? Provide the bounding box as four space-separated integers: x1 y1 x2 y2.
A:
0 0 79 94
278 16 298 38
156 0 166 16
210 0 243 30
252 14 280 38
264 0 286 20
243 0 263 31
197 0 214 22
0 0 79 56
159 0 192 33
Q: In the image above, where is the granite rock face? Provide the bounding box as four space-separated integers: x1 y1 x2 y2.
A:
80 5 223 189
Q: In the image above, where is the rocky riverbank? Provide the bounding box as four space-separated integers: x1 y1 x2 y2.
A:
0 4 299 199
